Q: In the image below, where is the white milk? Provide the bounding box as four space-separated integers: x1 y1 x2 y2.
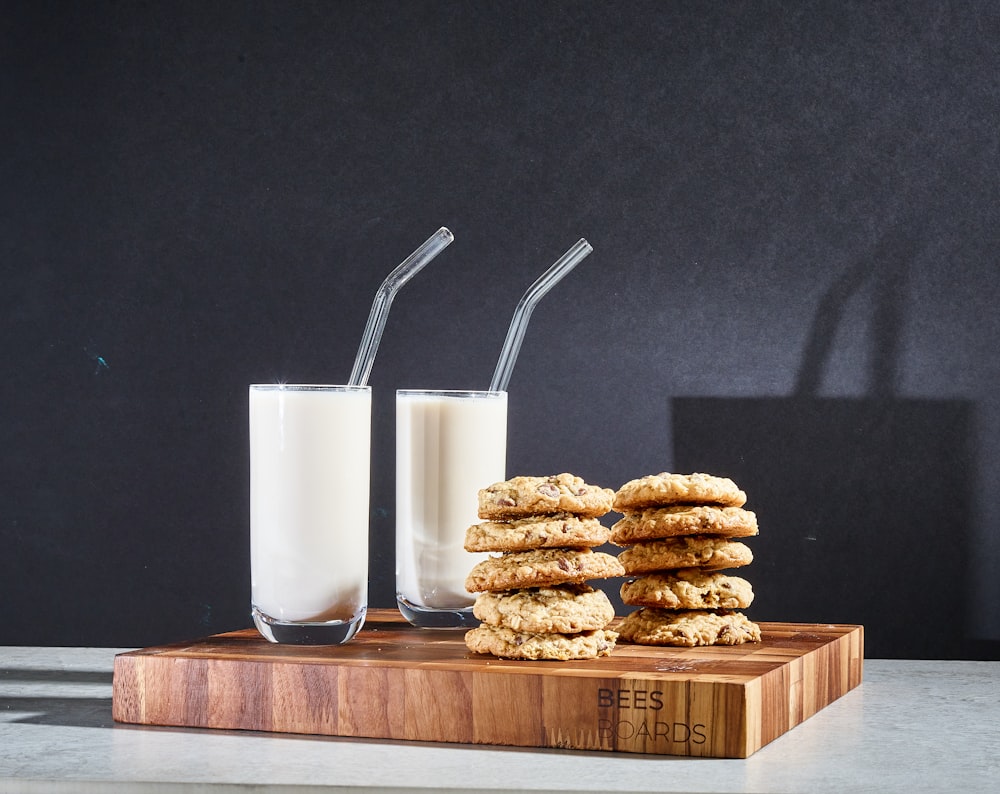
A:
250 385 370 625
396 390 507 610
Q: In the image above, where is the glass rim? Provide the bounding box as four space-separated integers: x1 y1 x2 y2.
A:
249 384 371 392
396 388 506 398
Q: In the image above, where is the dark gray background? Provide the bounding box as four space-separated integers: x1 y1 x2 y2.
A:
4 1 998 658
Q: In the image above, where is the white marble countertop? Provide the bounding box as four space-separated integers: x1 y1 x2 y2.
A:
1 646 997 793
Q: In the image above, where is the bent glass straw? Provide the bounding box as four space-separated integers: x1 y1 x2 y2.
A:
348 227 455 387
489 238 593 393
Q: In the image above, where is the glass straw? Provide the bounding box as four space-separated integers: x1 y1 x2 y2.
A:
348 227 454 387
489 238 593 392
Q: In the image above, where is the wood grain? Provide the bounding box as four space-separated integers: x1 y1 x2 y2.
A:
112 609 863 758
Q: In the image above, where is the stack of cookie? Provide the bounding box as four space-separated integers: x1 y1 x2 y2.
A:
463 473 625 660
612 472 762 647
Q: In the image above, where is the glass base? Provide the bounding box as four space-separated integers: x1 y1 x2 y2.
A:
252 605 366 645
396 595 479 629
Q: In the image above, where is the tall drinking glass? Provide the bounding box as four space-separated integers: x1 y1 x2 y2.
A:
395 389 507 628
249 384 371 644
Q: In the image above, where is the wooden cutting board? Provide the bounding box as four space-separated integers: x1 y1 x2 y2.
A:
112 609 862 758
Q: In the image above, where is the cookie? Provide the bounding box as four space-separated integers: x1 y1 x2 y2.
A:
465 548 626 593
465 624 618 660
610 505 758 544
618 608 761 647
465 513 611 552
617 535 753 574
613 472 746 511
620 570 754 610
478 473 615 520
473 584 615 633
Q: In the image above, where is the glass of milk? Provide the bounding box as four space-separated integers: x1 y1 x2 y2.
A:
395 389 507 628
249 384 371 644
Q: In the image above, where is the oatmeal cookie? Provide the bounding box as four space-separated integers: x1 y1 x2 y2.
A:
465 548 625 593
617 535 753 574
465 513 610 552
620 570 754 610
473 584 615 633
613 472 746 511
617 608 761 647
478 473 615 520
610 505 757 544
465 624 618 660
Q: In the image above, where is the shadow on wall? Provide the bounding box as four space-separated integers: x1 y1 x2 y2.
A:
673 224 984 660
